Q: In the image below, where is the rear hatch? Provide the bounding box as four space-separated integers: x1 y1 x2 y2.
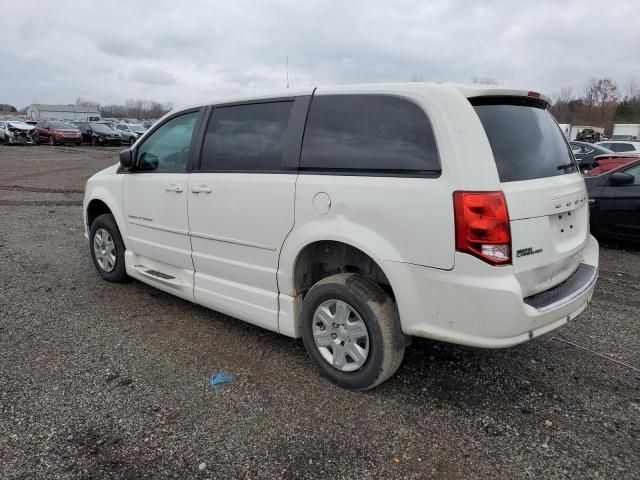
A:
472 96 589 297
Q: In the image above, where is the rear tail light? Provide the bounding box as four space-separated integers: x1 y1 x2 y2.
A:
453 191 511 265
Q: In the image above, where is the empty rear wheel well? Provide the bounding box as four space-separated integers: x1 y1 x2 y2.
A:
86 199 112 229
293 241 394 301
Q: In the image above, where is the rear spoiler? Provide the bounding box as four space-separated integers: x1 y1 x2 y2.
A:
592 152 640 167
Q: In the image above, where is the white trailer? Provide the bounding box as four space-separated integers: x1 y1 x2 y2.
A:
612 124 640 140
558 123 571 139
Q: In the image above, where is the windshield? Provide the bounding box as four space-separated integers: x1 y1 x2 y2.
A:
472 98 577 182
91 124 115 134
50 122 75 129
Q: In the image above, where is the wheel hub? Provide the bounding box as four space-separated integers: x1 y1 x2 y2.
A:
312 299 369 372
93 228 116 273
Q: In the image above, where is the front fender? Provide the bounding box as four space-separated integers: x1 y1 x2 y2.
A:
83 171 127 248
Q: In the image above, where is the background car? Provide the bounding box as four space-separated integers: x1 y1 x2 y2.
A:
114 123 145 145
584 154 640 176
34 120 82 146
78 122 122 146
585 159 640 241
596 140 640 153
0 120 36 145
570 141 613 171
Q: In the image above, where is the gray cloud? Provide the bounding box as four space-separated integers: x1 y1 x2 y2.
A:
129 67 177 86
1 0 639 109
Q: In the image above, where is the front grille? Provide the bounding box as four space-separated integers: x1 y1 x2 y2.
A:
524 263 597 312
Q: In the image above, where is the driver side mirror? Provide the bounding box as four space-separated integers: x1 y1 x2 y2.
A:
119 149 133 170
610 172 634 186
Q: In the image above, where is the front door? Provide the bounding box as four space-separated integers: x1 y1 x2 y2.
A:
188 99 306 332
122 110 201 300
600 163 640 238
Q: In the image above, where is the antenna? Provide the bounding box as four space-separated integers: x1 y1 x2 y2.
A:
286 56 289 89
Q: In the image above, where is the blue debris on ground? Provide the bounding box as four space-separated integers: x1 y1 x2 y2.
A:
209 372 233 389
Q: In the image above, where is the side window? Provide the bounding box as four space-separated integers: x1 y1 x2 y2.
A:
584 146 594 154
136 111 199 173
570 144 581 154
200 101 293 171
624 164 640 185
300 95 440 173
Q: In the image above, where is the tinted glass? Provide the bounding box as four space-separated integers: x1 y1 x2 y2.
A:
200 101 293 171
301 95 439 173
625 163 640 184
137 111 199 172
91 124 115 134
473 100 576 182
614 143 634 152
50 121 74 129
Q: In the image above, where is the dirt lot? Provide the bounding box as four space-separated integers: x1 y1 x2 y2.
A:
0 145 639 480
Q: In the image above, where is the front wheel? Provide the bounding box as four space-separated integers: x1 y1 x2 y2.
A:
301 273 406 390
89 214 129 283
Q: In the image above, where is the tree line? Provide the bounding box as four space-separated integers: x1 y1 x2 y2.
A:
74 98 173 120
549 78 640 134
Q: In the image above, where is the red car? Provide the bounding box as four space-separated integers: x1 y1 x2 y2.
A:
585 154 640 176
34 120 82 146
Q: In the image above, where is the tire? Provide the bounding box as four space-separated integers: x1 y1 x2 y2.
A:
76 142 82 147
89 214 129 283
301 273 406 390
92 136 97 147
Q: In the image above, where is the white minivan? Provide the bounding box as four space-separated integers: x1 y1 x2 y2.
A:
83 83 599 390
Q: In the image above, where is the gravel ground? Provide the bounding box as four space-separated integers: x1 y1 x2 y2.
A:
0 145 639 480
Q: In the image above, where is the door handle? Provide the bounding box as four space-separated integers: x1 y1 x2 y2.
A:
191 185 212 194
165 184 184 193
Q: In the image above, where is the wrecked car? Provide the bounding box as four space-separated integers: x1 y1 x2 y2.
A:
0 120 36 145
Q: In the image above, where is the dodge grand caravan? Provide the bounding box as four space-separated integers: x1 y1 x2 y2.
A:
83 83 599 390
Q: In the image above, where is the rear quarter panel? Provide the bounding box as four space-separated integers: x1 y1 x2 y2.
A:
278 85 504 295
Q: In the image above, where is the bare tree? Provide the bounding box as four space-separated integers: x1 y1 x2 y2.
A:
559 87 574 103
594 78 619 117
624 77 640 99
74 97 100 109
471 76 498 85
410 73 424 82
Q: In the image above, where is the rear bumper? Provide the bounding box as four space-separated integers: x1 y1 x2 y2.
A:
382 234 599 348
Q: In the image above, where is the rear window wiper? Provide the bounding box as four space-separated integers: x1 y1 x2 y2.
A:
556 163 576 170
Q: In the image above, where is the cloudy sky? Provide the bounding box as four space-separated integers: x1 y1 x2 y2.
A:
2 0 639 109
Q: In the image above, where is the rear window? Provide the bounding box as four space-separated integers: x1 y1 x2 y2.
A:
603 143 634 152
472 98 576 182
301 95 440 174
